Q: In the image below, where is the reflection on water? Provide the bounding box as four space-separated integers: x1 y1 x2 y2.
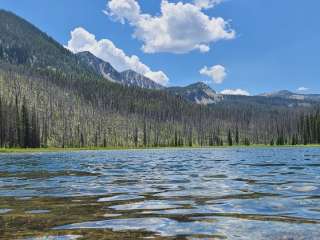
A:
25 235 82 240
0 148 320 239
0 208 11 214
25 210 51 214
54 217 221 237
97 194 143 202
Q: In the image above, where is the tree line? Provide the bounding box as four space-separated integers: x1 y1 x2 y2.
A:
0 95 40 148
0 63 318 149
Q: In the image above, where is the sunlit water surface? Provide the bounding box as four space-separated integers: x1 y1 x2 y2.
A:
0 148 320 239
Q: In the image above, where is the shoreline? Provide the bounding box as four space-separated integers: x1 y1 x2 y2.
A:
0 144 320 153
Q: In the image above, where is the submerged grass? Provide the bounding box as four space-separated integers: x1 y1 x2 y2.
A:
1 193 318 239
0 196 170 240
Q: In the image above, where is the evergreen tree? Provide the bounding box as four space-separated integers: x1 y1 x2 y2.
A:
228 129 233 146
0 96 3 147
270 139 274 146
134 127 138 147
244 138 250 146
21 99 30 148
235 127 239 145
143 121 147 147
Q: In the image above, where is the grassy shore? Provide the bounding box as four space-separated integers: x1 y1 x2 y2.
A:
0 144 319 153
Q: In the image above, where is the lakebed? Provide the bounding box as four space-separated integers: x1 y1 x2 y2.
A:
0 148 320 239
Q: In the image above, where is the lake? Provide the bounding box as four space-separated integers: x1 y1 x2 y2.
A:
0 148 320 239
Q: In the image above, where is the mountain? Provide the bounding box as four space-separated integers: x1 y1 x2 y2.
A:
119 70 164 90
75 50 320 108
0 8 162 91
77 51 164 90
76 50 320 106
260 90 295 98
0 10 94 76
216 94 313 108
76 51 121 82
260 90 320 102
166 82 316 108
77 52 218 98
167 82 223 105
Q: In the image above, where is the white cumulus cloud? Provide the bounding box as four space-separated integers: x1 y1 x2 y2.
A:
221 89 250 96
66 27 169 86
105 0 235 54
194 0 223 9
106 0 141 24
297 87 309 92
200 65 226 84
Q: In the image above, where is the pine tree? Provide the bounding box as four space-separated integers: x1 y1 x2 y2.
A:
244 138 250 146
235 127 239 145
228 129 233 146
0 96 3 147
174 130 178 147
31 109 40 148
21 99 30 148
270 139 274 146
134 127 138 147
80 133 84 148
143 121 147 147
188 128 193 147
15 95 21 147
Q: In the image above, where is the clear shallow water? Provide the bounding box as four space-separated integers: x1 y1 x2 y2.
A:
0 148 320 239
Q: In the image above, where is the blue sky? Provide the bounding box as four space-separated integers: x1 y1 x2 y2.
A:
1 0 320 94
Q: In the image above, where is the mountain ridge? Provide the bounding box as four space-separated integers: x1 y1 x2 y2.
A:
77 51 164 90
167 82 223 105
76 50 320 106
260 90 320 102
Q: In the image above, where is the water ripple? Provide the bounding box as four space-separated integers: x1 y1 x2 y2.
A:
0 147 320 239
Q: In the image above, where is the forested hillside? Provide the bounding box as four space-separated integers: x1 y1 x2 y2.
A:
0 10 319 148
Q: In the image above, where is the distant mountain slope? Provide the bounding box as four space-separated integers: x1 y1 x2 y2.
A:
166 82 318 108
119 70 164 90
77 51 164 90
260 90 295 98
0 10 93 76
260 90 320 102
76 51 121 82
218 95 313 108
167 82 223 105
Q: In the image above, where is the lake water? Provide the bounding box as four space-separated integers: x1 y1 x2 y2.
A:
0 148 320 239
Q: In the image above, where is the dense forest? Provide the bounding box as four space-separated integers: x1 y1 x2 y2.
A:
0 10 319 148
